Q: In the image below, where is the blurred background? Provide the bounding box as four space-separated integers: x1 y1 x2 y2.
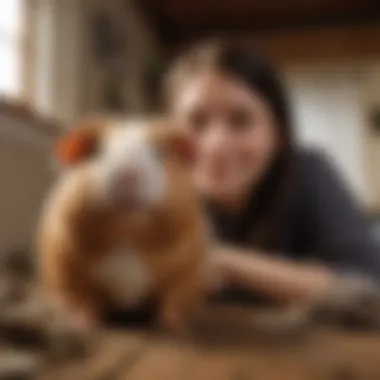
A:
1 0 380 257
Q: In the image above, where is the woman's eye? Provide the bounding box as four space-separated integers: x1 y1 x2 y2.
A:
188 110 208 134
228 108 253 131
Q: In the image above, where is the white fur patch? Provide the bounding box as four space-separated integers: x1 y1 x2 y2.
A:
94 248 152 307
95 124 166 207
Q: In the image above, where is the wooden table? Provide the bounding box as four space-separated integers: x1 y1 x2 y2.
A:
40 307 380 380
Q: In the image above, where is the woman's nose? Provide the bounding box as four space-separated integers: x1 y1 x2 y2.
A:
204 126 229 152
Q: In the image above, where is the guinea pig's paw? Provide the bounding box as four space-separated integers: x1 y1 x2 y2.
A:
71 309 101 334
47 309 99 361
52 306 100 341
156 307 191 337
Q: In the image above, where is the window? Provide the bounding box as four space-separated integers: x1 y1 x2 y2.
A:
286 67 368 203
0 0 23 97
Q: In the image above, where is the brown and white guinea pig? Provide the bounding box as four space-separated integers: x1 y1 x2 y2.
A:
37 116 211 333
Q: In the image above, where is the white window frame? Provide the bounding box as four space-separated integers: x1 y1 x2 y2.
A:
0 0 24 98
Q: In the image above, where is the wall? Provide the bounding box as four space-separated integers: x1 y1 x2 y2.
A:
32 0 160 122
360 63 380 211
0 124 54 255
32 0 86 123
285 64 370 206
81 0 160 115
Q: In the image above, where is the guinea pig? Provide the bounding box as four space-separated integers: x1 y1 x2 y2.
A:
37 116 211 333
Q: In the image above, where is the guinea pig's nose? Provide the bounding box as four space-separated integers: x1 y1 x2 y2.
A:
118 168 139 189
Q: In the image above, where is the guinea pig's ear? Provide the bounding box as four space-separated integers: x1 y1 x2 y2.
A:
166 129 197 165
55 118 104 166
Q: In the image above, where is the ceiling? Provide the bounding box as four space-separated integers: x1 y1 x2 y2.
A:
136 0 380 46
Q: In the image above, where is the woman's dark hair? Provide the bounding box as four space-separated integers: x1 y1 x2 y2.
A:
163 41 295 249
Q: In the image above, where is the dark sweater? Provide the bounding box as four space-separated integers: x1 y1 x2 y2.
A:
209 149 380 304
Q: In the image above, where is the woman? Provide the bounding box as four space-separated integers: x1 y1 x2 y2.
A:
163 41 380 308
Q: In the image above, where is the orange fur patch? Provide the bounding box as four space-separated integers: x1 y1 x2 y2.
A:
55 119 105 166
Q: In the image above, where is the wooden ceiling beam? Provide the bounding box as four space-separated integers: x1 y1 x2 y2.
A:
167 10 380 46
160 0 378 17
135 0 380 47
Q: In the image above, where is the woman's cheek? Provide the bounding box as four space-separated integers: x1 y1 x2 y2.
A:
249 124 277 163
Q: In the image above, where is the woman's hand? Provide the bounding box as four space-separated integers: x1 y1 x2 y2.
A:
205 246 227 294
208 245 380 328
209 245 335 306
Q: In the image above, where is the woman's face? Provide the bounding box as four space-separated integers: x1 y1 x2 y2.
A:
171 71 280 208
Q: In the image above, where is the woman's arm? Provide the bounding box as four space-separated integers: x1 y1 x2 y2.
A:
215 245 335 306
214 246 380 329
